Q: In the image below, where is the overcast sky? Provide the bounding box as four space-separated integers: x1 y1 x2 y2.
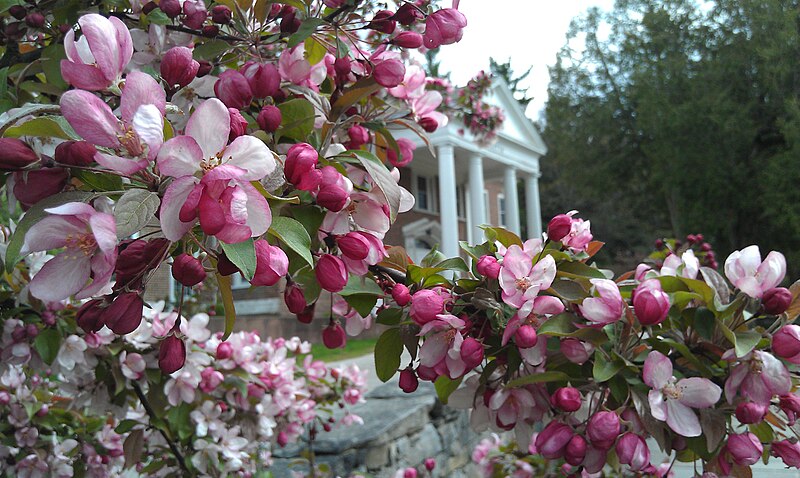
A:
436 0 616 119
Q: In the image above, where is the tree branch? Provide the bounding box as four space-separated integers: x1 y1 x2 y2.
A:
130 381 192 475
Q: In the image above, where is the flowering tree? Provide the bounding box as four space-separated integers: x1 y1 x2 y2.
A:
1 1 799 478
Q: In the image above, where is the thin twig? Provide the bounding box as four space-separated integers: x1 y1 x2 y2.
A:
130 381 192 475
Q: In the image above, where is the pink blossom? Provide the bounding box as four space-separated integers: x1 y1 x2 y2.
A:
561 214 593 252
498 245 556 317
772 440 800 468
644 350 721 436
120 351 146 380
387 64 426 99
724 350 791 405
579 279 625 326
409 288 450 325
24 202 117 302
660 250 700 279
616 433 650 471
418 314 470 379
725 245 786 299
561 338 594 364
489 386 536 429
632 278 670 326
277 44 329 89
60 14 133 91
423 8 467 49
534 422 573 459
501 295 564 346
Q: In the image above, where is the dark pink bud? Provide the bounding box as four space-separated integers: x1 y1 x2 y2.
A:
322 321 346 349
159 0 182 18
547 214 572 242
423 8 467 49
418 116 439 133
561 338 594 365
315 254 348 292
514 324 537 348
424 458 435 471
277 431 289 447
161 46 199 88
8 5 26 20
105 293 145 336
476 255 500 279
199 367 224 392
214 70 253 109
565 434 587 466
284 283 307 315
373 59 405 87
55 140 96 166
368 10 396 34
228 107 248 141
216 341 233 360
11 325 26 342
0 138 38 170
284 143 320 190
399 368 418 393
772 439 800 467
735 401 768 424
535 421 573 459
14 168 68 208
158 334 186 374
347 124 370 148
211 5 232 23
297 304 315 324
780 394 800 425
172 254 207 287
280 9 300 34
25 12 45 28
251 239 289 287
182 0 207 29
633 279 670 326
391 283 411 306
393 3 423 25
257 105 282 133
334 57 351 79
242 62 281 98
773 324 800 359
216 253 239 276
616 433 650 471
387 137 415 168
409 289 448 325
586 411 620 449
392 31 423 49
416 365 437 382
337 232 371 260
764 287 792 315
197 60 213 77
402 468 417 478
75 298 106 333
0 391 9 405
655 239 665 250
459 337 484 370
25 324 38 338
317 184 349 211
727 433 762 466
551 387 582 412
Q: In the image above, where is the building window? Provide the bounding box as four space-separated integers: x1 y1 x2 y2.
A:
497 194 506 227
414 174 439 213
456 185 467 219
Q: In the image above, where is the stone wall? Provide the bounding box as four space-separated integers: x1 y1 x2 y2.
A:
271 382 483 477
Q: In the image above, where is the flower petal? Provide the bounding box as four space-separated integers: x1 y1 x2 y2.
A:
30 252 91 302
648 389 667 421
60 60 110 91
677 377 721 408
95 153 149 175
76 252 116 300
160 176 200 241
60 90 121 148
79 13 122 81
665 399 701 437
643 350 672 389
132 104 164 159
157 135 203 178
24 216 83 253
223 135 276 181
186 98 230 159
121 71 166 123
89 212 117 253
241 181 271 237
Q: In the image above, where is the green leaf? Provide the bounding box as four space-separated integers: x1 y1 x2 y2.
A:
268 216 313 267
123 429 145 469
193 39 230 60
480 225 522 248
548 279 588 301
72 170 124 192
435 257 469 272
376 307 402 326
4 116 77 140
288 17 326 48
506 371 570 388
277 98 316 141
434 375 463 404
749 421 775 443
217 273 236 340
344 294 378 317
5 191 94 273
557 261 607 280
114 189 160 239
33 328 61 365
350 150 402 221
538 313 578 336
115 419 140 434
734 330 762 358
374 328 403 382
219 239 257 281
693 307 716 340
326 77 380 125
146 8 172 25
593 350 623 382
339 275 383 296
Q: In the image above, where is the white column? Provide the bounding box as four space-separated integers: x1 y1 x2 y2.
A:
525 172 543 238
468 154 486 243
503 167 521 234
437 144 459 258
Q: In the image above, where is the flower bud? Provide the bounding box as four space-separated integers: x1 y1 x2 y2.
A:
476 255 500 279
214 69 253 109
323 0 345 7
242 62 281 99
561 338 594 365
284 143 320 191
228 107 248 141
211 5 232 24
197 60 213 77
633 279 670 326
25 12 45 28
13 168 68 208
391 283 411 306
399 368 418 393
393 3 424 25
284 283 307 315
159 0 182 18
386 137 415 167
772 439 800 467
161 46 199 88
547 214 572 242
418 116 439 133
780 394 800 425
25 324 38 339
402 468 417 478
773 324 800 360
316 184 349 212
257 105 282 133
735 401 768 424
337 232 371 261
616 433 650 471
216 253 239 276
565 434 587 466
586 411 620 450
172 254 207 287
158 334 186 374
315 254 348 292
373 59 405 87
368 10 396 34
280 8 301 34
727 432 762 466
514 324 537 348
105 293 144 335
8 5 26 20
551 387 582 412
322 321 346 349
535 421 573 459
763 287 792 315
55 140 96 166
199 367 224 392
251 240 289 287
75 298 106 333
424 458 435 471
460 337 484 370
392 31 423 49
216 341 233 360
297 304 315 324
0 138 38 170
114 239 168 288
409 288 448 325
347 124 370 149
334 57 351 78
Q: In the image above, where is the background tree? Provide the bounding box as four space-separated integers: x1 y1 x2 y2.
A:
489 57 534 109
